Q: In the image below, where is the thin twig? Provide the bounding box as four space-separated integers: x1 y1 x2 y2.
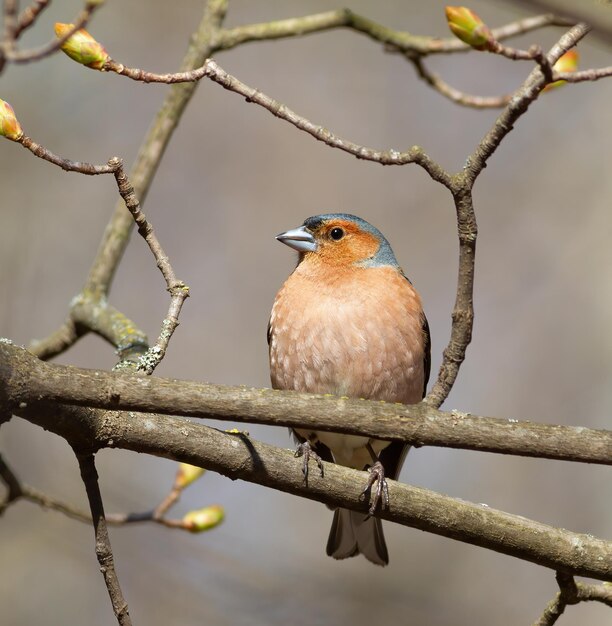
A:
411 56 510 109
15 0 51 37
3 0 18 51
215 10 574 55
17 484 191 530
18 136 115 174
0 452 23 513
103 58 451 185
5 0 102 64
15 148 186 369
491 42 553 82
424 23 590 407
74 451 131 626
425 188 477 408
109 159 189 374
533 572 612 625
24 4 575 362
464 23 591 186
84 0 228 296
25 0 229 363
556 66 612 83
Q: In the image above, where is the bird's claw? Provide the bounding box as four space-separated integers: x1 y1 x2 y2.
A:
294 441 324 485
359 461 389 517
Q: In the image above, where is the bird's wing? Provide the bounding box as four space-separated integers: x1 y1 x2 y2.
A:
421 313 431 398
380 281 431 480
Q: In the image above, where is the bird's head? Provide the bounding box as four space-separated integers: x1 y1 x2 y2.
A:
276 214 399 269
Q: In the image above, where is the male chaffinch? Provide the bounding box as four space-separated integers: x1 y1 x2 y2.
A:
269 214 430 566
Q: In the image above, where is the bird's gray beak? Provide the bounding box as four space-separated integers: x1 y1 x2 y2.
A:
276 225 317 253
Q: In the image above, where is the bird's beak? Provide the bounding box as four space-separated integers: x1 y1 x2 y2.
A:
276 225 317 253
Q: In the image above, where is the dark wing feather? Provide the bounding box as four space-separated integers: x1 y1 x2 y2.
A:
380 284 431 480
421 313 431 398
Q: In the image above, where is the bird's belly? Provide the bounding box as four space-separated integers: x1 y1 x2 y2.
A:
270 270 425 470
295 428 389 469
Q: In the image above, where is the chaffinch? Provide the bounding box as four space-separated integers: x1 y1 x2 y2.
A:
269 214 430 566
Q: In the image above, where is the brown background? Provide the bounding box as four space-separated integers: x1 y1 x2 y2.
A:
1 1 611 624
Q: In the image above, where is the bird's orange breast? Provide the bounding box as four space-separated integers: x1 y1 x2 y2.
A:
269 262 426 404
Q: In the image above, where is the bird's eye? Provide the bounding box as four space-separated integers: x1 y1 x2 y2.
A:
330 227 344 241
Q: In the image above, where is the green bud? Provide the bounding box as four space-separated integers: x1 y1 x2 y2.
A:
445 6 494 51
54 23 109 69
0 99 23 141
183 505 225 533
174 463 206 490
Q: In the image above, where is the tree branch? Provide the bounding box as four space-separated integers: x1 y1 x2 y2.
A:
426 23 590 406
110 159 189 374
533 572 612 625
464 22 591 186
11 398 612 581
215 10 574 55
410 56 511 109
29 319 81 360
15 0 51 38
27 0 229 362
556 66 612 83
84 0 228 296
0 448 201 531
74 450 132 626
2 1 103 66
2 342 611 465
102 57 451 184
0 451 23 512
18 135 116 174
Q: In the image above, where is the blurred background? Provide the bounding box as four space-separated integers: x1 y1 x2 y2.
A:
1 1 611 624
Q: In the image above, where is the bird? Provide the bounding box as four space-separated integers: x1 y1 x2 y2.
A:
268 213 430 566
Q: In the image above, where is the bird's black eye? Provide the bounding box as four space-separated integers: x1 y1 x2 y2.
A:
330 227 344 241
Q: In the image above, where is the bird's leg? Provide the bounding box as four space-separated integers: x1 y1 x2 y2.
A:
294 440 324 486
360 443 390 516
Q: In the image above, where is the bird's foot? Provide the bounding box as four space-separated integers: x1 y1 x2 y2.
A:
294 441 324 485
360 461 389 517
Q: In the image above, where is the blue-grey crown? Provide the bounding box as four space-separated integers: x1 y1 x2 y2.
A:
303 213 399 268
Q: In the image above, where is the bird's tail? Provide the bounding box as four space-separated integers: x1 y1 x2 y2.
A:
326 508 389 566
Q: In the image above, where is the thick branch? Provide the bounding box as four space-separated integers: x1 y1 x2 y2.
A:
2 342 610 465
14 400 612 581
